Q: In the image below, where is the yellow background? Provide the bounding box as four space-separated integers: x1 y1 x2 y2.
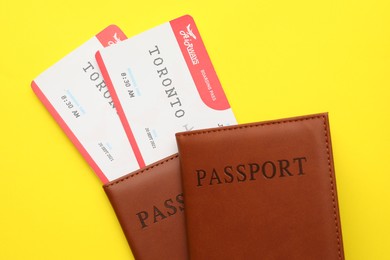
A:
0 0 389 259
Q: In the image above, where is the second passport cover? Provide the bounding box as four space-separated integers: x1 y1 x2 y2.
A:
103 154 187 260
176 113 344 259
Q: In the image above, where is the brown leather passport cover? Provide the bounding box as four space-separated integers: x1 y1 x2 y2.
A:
176 113 344 260
103 154 188 260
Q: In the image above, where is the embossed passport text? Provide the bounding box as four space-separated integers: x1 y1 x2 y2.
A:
176 113 344 260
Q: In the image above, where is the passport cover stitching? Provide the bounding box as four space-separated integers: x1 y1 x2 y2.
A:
322 117 342 259
178 114 342 259
180 116 319 136
104 154 179 188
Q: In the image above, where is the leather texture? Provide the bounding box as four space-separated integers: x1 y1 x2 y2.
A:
176 113 344 260
103 154 188 260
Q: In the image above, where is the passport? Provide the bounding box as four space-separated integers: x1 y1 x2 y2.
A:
103 154 188 260
176 113 344 259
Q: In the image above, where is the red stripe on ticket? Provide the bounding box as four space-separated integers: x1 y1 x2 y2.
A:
170 15 231 111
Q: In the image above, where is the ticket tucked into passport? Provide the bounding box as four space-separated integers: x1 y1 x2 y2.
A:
32 25 139 183
96 15 237 168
